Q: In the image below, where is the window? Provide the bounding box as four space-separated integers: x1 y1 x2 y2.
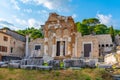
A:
99 45 101 47
0 46 2 51
35 45 41 50
11 47 13 53
0 46 7 52
106 44 109 47
102 44 104 47
110 44 113 47
5 47 7 52
3 36 8 41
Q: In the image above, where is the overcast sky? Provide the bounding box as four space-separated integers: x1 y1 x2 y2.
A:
0 0 120 30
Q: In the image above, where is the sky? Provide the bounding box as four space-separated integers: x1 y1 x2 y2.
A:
0 0 120 30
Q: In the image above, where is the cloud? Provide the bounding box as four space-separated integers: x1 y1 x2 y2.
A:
28 19 36 27
96 13 112 26
0 20 14 26
20 0 30 3
96 13 120 29
10 0 20 10
72 14 77 18
13 16 42 29
0 19 20 30
20 0 71 12
23 8 32 13
14 18 27 26
28 18 44 28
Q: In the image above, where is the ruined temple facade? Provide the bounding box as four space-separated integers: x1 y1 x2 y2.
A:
29 13 113 59
43 13 77 58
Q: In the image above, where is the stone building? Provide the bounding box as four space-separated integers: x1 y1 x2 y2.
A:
29 38 44 58
0 28 25 58
115 34 120 46
96 34 113 56
29 13 113 60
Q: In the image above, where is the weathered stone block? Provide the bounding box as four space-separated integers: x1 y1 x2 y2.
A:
48 60 60 69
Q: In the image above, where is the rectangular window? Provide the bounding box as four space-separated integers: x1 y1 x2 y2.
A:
35 45 41 50
0 46 1 51
11 47 13 53
2 46 5 52
5 47 7 52
3 36 8 41
0 46 7 52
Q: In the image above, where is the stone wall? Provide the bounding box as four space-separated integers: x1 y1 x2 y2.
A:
10 37 25 57
29 38 44 57
77 35 99 59
115 35 120 46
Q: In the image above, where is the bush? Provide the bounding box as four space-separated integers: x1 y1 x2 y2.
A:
43 62 48 66
60 62 64 68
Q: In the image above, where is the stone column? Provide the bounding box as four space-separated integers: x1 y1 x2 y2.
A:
52 45 56 57
72 44 75 57
25 35 29 58
68 37 71 55
44 38 48 56
52 36 56 57
60 41 63 56
75 37 77 57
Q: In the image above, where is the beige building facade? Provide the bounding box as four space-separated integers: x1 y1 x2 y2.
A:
0 28 25 58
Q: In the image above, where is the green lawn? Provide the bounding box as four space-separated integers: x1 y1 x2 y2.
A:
0 68 113 80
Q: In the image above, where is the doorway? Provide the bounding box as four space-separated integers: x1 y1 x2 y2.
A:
56 41 65 56
84 43 91 57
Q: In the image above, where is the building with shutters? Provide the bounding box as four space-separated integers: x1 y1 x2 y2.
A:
0 28 25 58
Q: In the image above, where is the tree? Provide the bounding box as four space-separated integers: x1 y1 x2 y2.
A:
94 24 107 34
82 18 100 26
109 26 115 42
3 27 11 30
114 29 120 35
82 18 100 34
76 22 89 36
16 27 43 39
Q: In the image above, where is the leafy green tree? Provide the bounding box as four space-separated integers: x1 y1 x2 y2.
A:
114 29 120 35
109 26 115 42
2 27 11 30
76 22 89 36
82 18 100 34
94 24 107 34
16 27 43 39
82 18 100 26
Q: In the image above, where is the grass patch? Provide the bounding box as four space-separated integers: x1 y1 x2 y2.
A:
0 68 113 80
